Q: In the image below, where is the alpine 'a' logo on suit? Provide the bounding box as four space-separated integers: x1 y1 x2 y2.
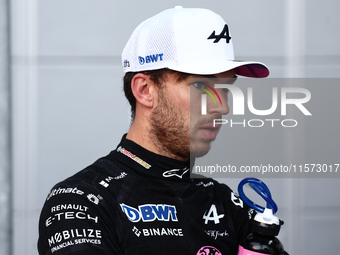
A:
203 204 224 224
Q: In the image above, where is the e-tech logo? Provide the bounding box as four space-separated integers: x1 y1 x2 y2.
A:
120 203 178 223
201 83 312 128
139 53 164 65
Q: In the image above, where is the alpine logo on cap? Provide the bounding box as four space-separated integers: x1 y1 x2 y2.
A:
207 24 231 43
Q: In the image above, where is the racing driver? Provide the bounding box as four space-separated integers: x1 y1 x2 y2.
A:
38 6 271 255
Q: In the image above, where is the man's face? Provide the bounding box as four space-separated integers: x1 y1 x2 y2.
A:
149 70 235 161
190 71 236 158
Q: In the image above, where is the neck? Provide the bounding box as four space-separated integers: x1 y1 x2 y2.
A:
126 115 158 155
126 118 189 162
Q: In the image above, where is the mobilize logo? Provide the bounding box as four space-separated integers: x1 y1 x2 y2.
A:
48 228 102 250
200 84 312 128
120 203 178 223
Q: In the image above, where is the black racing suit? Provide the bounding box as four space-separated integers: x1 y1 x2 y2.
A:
38 135 254 255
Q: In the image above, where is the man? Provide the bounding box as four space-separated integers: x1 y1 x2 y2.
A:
38 6 269 255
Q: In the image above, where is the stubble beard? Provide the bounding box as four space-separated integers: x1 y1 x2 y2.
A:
149 89 190 161
148 89 222 160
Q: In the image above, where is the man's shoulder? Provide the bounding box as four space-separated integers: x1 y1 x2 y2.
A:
192 177 233 194
193 177 254 220
44 154 137 205
38 154 129 255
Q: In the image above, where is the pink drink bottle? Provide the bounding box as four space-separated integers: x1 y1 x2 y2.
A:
237 178 288 255
238 208 285 255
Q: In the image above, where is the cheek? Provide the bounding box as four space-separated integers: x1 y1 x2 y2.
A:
175 87 191 113
189 93 202 125
190 87 202 110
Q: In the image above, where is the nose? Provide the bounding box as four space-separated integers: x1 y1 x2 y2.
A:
207 89 230 115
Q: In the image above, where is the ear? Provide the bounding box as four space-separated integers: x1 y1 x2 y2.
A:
131 73 156 109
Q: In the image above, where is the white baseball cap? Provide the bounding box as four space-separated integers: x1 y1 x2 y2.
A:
122 6 269 78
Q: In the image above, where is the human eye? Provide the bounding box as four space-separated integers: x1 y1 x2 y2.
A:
192 81 208 90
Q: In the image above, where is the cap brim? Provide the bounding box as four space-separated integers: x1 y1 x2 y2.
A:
168 59 269 78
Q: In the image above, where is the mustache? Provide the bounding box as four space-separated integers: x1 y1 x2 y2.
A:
193 114 222 127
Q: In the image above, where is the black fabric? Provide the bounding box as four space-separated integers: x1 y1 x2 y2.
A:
38 135 254 255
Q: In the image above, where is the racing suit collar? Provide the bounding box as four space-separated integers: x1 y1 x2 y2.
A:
112 134 191 181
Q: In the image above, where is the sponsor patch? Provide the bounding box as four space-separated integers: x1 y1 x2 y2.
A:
46 187 84 201
196 246 222 255
48 228 102 253
117 146 151 169
120 203 178 223
163 168 189 179
203 204 224 224
138 53 164 65
99 172 127 188
204 230 229 240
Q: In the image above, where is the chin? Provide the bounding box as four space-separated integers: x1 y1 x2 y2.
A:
190 143 211 158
